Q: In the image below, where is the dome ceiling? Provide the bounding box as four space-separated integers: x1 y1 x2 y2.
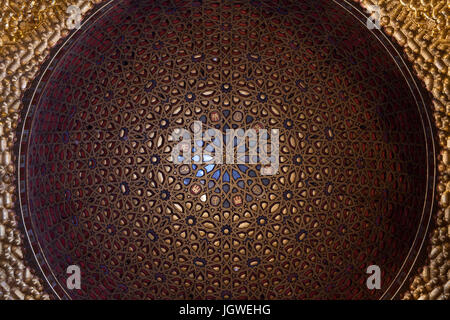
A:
18 0 435 299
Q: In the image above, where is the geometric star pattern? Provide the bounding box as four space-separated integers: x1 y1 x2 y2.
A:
18 0 435 299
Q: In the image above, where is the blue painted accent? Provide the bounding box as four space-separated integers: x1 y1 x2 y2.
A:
196 170 205 177
232 170 241 180
238 164 248 173
212 170 221 180
62 131 69 143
